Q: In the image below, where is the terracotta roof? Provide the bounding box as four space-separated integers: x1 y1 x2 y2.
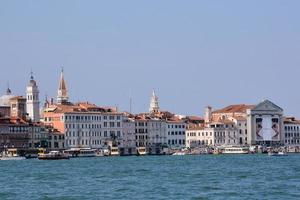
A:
187 116 204 121
284 117 300 125
44 103 119 114
213 104 255 114
0 117 28 125
9 96 26 101
215 120 234 125
187 123 205 130
230 116 247 121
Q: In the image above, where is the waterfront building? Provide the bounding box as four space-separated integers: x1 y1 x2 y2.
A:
134 117 149 148
47 128 65 150
0 117 29 150
0 87 15 117
188 100 286 148
44 102 123 149
9 96 27 120
211 104 251 146
166 117 186 149
102 110 124 149
43 70 127 150
283 117 300 146
186 121 239 148
26 73 40 122
122 115 136 155
147 118 167 154
27 123 51 149
247 100 284 146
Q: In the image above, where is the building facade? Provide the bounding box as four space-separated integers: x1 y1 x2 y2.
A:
283 117 300 147
247 100 284 146
166 120 186 148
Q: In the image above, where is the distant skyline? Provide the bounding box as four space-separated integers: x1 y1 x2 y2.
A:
1 1 300 117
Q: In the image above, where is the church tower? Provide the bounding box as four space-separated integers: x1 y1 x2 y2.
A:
149 89 159 113
57 68 69 104
26 71 40 122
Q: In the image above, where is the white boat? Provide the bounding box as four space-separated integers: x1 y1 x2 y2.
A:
268 151 288 157
110 147 120 156
64 148 97 157
136 147 147 156
223 147 249 154
0 149 26 160
172 151 186 156
38 151 69 160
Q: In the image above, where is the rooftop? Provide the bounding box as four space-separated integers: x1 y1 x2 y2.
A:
213 104 255 114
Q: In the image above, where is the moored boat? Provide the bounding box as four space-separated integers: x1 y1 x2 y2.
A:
38 151 69 160
268 151 288 157
136 147 147 156
110 147 120 156
64 148 97 158
172 151 186 156
0 149 26 161
223 147 249 154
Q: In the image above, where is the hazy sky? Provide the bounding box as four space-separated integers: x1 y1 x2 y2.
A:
1 1 300 117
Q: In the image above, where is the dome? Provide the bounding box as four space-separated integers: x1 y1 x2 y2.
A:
0 94 15 106
27 74 37 87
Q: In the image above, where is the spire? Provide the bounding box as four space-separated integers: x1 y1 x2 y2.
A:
6 82 11 95
30 69 34 80
28 70 37 87
149 89 159 113
57 67 69 104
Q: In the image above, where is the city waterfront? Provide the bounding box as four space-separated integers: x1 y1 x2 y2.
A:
1 155 300 200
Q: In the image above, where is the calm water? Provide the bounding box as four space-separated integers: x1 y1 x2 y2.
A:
0 155 300 200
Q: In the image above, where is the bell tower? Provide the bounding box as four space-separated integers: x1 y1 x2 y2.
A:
149 89 159 113
57 68 69 104
26 71 40 122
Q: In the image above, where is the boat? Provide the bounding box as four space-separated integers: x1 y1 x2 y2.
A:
110 147 120 156
25 148 46 159
213 149 222 155
136 147 147 156
64 148 97 158
172 151 186 156
223 147 249 154
0 149 26 160
268 151 288 157
38 151 69 160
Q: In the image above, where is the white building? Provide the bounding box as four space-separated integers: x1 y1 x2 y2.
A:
166 120 186 148
122 117 136 154
26 73 40 122
186 122 239 148
247 100 284 146
284 117 300 147
148 119 166 146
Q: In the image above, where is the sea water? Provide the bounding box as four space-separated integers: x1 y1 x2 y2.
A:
0 154 299 200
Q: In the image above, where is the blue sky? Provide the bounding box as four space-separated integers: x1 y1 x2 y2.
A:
1 1 300 117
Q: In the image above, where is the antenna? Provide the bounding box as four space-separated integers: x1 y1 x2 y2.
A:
129 89 132 113
6 81 11 95
30 69 34 80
